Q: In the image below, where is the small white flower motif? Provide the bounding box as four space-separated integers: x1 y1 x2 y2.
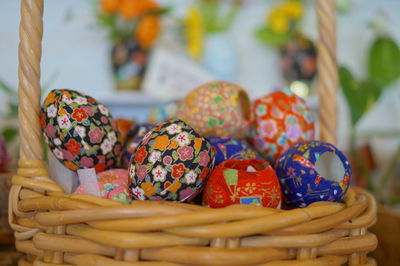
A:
129 142 138 150
166 124 182 135
57 115 71 130
185 170 197 184
108 131 117 145
47 104 57 118
129 165 135 178
176 132 190 146
100 138 112 154
75 126 86 138
75 96 87 105
54 138 62 146
152 165 167 182
53 148 63 160
131 186 145 200
98 104 109 116
62 94 73 104
82 140 90 150
149 151 161 164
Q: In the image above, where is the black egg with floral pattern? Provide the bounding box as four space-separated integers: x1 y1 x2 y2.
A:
129 119 215 202
41 89 121 172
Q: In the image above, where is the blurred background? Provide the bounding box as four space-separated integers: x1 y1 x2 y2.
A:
0 0 399 264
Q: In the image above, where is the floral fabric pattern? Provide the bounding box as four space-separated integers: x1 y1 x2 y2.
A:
75 169 131 203
203 159 282 208
175 81 251 139
41 89 121 172
121 123 155 168
250 89 315 164
129 119 215 202
207 135 263 166
275 141 351 208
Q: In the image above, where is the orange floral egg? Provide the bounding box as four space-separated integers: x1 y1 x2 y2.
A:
249 89 315 164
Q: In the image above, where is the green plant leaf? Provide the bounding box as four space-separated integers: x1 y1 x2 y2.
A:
6 102 18 118
339 66 382 125
2 128 18 143
0 79 17 98
368 36 400 88
254 27 291 47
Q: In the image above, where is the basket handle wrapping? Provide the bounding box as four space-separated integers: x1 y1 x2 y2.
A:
18 0 44 160
16 0 338 155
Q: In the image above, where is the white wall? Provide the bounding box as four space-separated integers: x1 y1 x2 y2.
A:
1 0 400 99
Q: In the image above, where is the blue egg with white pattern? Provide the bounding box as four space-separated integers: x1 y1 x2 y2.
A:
206 135 263 166
275 140 351 208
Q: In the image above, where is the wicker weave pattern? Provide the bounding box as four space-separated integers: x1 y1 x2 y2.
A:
10 0 378 265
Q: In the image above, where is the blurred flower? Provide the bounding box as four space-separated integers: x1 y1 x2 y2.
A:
135 15 160 49
186 7 204 60
100 0 122 14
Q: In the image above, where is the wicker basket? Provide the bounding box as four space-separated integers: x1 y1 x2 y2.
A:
9 0 378 265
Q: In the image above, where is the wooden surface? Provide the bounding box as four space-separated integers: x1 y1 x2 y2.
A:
370 205 400 266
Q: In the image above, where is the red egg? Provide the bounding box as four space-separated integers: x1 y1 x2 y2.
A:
249 89 315 164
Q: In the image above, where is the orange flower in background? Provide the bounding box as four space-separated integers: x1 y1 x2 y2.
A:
119 0 159 20
100 0 122 14
135 15 160 50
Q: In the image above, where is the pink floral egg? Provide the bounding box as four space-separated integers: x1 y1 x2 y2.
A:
41 89 121 172
175 81 251 139
74 169 131 203
249 89 315 164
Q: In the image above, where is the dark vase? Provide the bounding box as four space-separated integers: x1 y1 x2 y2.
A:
280 35 317 84
111 39 148 91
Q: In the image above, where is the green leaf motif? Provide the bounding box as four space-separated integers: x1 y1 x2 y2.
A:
254 26 291 47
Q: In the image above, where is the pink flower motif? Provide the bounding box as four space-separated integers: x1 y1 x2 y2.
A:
101 116 108 124
286 167 296 178
137 165 147 181
81 106 95 116
286 124 302 141
177 146 194 161
163 156 172 165
80 156 93 168
258 119 277 139
98 155 106 164
62 150 74 161
199 150 210 167
46 124 55 138
89 128 104 143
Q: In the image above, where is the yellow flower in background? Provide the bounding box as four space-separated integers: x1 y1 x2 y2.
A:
268 9 289 34
100 0 122 14
281 0 303 20
186 7 204 60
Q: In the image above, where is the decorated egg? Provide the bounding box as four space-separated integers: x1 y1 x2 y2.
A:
128 119 215 202
275 141 351 208
121 123 155 168
250 88 315 163
207 135 263 166
75 169 131 203
115 118 136 143
175 81 251 139
148 99 182 123
203 159 282 208
41 89 121 172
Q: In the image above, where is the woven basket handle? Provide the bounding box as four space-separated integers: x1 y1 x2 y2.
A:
316 0 338 145
17 0 338 161
18 0 44 160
